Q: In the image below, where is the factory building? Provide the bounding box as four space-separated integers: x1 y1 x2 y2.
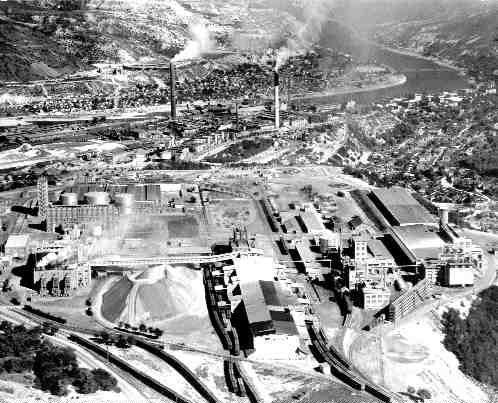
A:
387 222 481 286
297 211 326 235
342 236 396 289
4 234 30 259
369 187 437 227
239 279 300 360
443 264 474 287
34 262 91 297
361 286 391 310
40 178 201 233
319 230 340 254
46 204 119 232
387 279 432 323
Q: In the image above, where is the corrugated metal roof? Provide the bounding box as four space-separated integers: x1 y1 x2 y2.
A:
270 309 299 335
391 225 445 261
240 281 272 325
368 238 395 261
371 187 436 226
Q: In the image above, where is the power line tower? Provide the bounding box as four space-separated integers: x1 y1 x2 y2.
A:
37 176 49 220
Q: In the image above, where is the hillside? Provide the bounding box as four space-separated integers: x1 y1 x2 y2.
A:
330 0 497 80
372 7 498 79
0 0 372 82
0 0 202 81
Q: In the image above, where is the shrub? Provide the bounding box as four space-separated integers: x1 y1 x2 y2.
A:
91 368 117 391
72 368 98 394
442 286 498 387
417 388 432 400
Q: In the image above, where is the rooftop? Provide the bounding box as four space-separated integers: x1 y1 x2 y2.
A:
370 187 437 226
236 255 275 284
5 234 30 249
240 280 272 325
240 280 298 333
391 224 446 261
299 211 325 233
270 309 299 335
368 238 395 261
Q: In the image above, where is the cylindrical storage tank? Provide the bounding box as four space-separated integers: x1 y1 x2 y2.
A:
60 192 79 206
84 192 110 205
113 193 135 215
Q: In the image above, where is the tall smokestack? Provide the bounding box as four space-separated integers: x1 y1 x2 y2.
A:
170 62 177 121
274 70 280 129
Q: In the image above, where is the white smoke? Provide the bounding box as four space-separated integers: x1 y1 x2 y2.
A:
275 0 334 69
172 23 215 62
37 247 73 268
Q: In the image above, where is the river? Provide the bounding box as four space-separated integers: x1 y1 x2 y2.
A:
307 37 469 105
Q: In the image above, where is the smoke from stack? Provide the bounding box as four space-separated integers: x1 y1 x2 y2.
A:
275 0 334 69
170 62 176 120
172 23 214 62
37 248 73 269
274 70 280 129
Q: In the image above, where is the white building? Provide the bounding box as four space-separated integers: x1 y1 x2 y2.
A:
4 234 30 259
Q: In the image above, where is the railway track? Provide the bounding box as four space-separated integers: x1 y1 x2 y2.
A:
68 334 194 403
307 321 401 403
12 307 225 403
0 309 163 401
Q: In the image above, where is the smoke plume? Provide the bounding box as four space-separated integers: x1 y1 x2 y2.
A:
37 247 73 268
173 23 215 62
275 0 334 69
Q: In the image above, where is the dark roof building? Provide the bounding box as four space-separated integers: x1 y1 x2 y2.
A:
370 187 437 226
389 224 445 264
240 280 298 337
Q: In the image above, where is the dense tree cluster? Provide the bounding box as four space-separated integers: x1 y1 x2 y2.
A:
441 286 498 387
0 321 117 396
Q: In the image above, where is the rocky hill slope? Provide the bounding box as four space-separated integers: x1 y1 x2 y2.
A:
372 7 498 79
0 0 202 81
331 0 497 79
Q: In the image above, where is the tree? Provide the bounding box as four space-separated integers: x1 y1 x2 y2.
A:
98 331 110 344
33 345 78 395
417 388 432 401
4 357 32 373
115 336 129 349
91 368 117 391
85 298 92 307
442 286 498 388
42 322 58 336
72 368 98 394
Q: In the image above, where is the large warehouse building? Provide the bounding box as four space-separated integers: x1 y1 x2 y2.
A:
369 187 437 227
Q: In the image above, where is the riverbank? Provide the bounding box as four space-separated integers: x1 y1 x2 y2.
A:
371 41 467 75
291 73 407 101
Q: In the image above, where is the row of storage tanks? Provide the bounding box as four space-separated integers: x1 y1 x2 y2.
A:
58 191 135 214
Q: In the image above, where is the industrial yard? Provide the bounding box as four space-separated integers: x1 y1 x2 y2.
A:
0 1 496 402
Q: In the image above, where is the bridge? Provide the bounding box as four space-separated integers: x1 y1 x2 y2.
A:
90 249 264 268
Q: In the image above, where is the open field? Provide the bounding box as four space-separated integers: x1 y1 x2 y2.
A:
206 138 274 163
29 278 109 331
207 198 266 234
122 214 199 240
